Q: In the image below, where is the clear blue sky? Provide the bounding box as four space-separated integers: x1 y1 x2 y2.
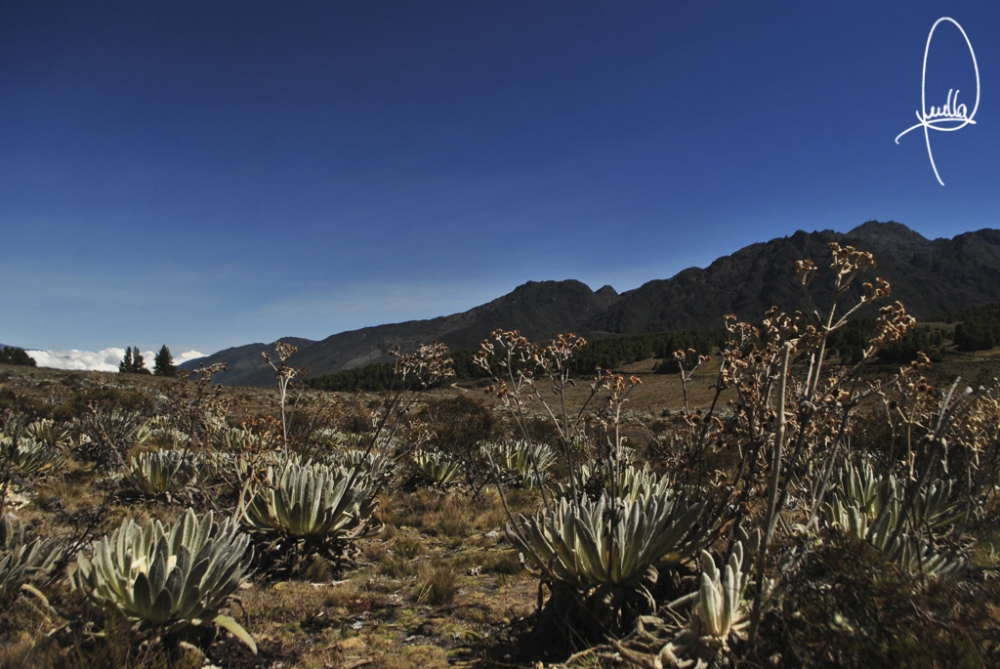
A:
2 1 998 365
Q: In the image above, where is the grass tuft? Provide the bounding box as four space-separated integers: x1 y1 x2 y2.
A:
412 561 458 606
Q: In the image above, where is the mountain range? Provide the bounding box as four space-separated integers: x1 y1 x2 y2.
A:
182 221 1000 386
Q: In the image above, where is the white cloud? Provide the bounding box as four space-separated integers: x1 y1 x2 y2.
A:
27 348 126 372
26 348 206 372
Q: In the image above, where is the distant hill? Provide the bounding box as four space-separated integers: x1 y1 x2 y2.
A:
179 337 317 386
185 222 1000 386
182 280 620 387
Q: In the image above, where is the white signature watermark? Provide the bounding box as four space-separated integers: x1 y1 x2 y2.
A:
895 17 979 186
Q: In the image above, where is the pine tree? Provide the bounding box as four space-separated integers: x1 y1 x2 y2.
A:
119 347 134 373
119 346 151 374
153 345 177 377
132 346 150 374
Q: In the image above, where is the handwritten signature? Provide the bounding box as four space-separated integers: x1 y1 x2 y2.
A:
895 17 979 186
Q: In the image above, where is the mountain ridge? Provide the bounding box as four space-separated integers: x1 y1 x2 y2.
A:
183 280 620 386
182 222 1000 386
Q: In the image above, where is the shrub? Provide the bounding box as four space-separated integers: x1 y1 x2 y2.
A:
55 386 153 423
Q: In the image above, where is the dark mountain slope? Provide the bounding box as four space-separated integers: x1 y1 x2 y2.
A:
185 280 620 386
585 222 1000 334
179 337 316 386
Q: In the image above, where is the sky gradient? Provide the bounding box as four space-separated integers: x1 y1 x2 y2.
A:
2 1 998 368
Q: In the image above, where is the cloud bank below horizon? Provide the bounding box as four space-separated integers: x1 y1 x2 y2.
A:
26 348 205 372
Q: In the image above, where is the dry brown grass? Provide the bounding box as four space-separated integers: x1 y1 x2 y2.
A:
3 340 1000 668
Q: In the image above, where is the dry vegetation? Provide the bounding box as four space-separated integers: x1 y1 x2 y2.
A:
2 245 1000 669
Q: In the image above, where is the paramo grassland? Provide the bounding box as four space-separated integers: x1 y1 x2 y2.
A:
2 245 1000 669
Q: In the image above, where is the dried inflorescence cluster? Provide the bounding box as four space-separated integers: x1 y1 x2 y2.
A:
392 341 455 389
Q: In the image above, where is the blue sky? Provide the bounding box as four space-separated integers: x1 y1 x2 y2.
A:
2 1 998 368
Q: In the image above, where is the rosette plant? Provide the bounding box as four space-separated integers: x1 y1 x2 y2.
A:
0 434 63 477
411 450 462 488
1 513 63 604
120 449 200 498
822 461 966 575
509 489 706 637
242 458 377 549
483 440 557 489
653 529 760 668
71 508 256 651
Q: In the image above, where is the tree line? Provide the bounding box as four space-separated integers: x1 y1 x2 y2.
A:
825 319 946 364
118 345 177 377
308 329 728 392
0 346 36 367
945 303 1000 352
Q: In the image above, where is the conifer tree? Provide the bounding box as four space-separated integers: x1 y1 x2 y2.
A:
119 346 152 374
153 345 177 377
132 346 150 374
118 347 134 373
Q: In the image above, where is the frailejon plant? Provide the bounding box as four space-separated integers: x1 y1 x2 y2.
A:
261 340 300 459
144 415 189 450
160 361 230 450
24 418 72 451
70 508 256 652
0 512 63 605
411 450 462 488
475 330 713 642
822 460 965 575
508 487 706 638
119 449 200 499
1 424 65 520
696 245 917 644
332 447 395 484
242 457 377 549
362 341 456 486
78 406 151 471
1 434 63 477
482 440 557 489
559 463 673 506
207 419 284 522
644 529 760 668
474 331 595 507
